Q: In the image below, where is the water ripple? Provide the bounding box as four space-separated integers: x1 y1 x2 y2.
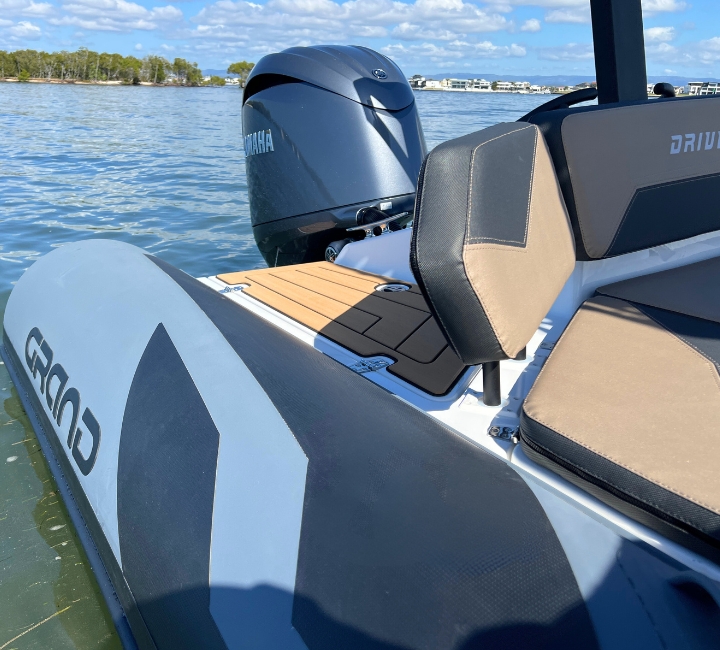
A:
0 84 551 294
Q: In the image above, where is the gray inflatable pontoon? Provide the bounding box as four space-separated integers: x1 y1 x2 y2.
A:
5 2 720 648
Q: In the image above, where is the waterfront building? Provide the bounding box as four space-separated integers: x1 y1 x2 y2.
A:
688 81 720 96
410 76 552 94
440 78 469 90
468 79 492 91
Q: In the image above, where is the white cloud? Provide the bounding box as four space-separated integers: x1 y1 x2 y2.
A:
503 1 586 6
645 41 684 63
353 25 388 37
382 39 525 63
0 0 699 72
538 41 593 60
0 0 53 18
48 0 183 32
538 0 685 24
393 22 457 40
643 36 720 66
545 8 589 23
9 19 41 37
504 0 686 10
642 0 687 15
191 0 512 51
520 17 540 32
696 37 720 64
181 0 531 66
644 26 675 42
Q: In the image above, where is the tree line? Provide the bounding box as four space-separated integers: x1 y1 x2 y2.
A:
0 48 206 85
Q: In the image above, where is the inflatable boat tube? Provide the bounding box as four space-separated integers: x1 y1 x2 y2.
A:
2 239 604 649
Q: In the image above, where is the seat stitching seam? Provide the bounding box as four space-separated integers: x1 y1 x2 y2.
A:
527 411 720 517
523 129 537 247
466 236 528 244
523 415 719 527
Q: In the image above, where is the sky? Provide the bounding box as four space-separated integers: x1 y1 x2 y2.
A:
1 0 720 78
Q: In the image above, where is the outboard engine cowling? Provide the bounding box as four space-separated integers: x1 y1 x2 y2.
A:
242 45 426 266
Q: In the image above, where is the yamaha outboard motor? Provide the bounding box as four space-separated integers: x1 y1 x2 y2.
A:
242 45 426 266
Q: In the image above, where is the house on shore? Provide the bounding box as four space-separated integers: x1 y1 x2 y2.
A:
688 82 720 96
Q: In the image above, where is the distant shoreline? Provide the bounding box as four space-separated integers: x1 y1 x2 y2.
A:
0 78 558 93
416 87 562 95
0 78 230 87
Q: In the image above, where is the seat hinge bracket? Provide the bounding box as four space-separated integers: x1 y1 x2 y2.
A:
488 426 520 443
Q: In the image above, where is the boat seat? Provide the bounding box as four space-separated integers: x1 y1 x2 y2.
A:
404 101 720 557
526 94 720 260
520 256 720 560
410 122 576 365
216 262 467 395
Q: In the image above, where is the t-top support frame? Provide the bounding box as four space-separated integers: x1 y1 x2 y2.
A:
590 0 648 104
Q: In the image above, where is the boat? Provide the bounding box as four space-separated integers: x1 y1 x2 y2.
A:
4 0 720 647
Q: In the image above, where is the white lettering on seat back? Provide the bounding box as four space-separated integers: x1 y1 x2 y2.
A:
671 132 720 154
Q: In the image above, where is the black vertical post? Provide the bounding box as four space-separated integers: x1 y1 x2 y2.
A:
590 0 648 104
483 361 501 407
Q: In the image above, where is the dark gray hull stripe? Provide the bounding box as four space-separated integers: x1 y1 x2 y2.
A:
118 324 227 649
1 331 152 650
149 256 599 650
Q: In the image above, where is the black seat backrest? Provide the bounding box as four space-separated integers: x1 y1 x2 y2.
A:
527 95 720 260
411 123 575 365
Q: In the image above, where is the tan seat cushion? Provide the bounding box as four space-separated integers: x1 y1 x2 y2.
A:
520 286 720 559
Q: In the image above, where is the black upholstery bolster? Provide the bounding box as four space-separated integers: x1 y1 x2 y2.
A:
519 410 720 562
467 125 536 248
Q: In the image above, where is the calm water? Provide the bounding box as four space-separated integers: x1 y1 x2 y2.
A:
0 84 551 648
